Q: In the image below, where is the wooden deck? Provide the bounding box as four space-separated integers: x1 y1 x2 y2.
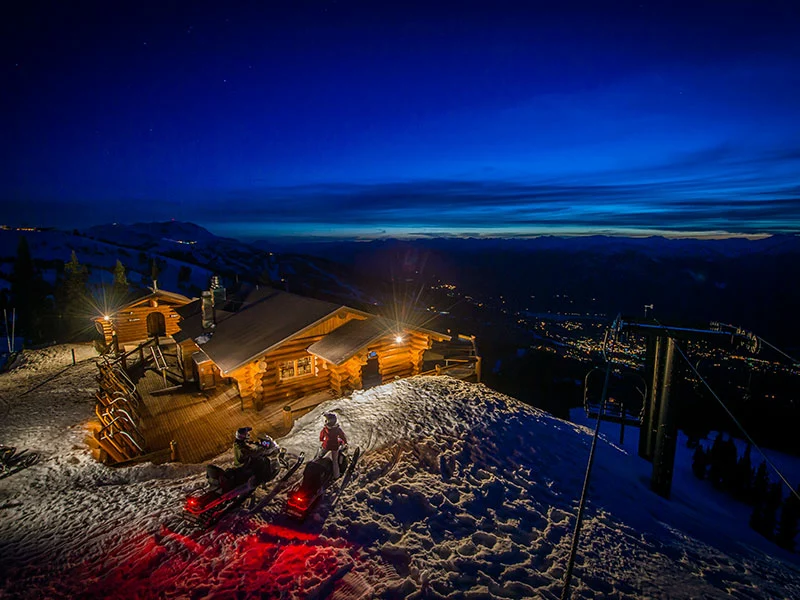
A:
133 364 335 464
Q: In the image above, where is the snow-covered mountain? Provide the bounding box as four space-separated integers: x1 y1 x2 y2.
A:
1 344 798 599
0 223 378 308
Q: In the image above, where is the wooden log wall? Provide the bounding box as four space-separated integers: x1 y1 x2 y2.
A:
328 355 366 394
375 330 432 384
407 331 433 375
97 319 115 346
228 311 365 410
111 299 185 345
203 313 442 411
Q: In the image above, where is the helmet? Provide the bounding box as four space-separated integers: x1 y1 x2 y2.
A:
324 412 338 427
235 426 252 441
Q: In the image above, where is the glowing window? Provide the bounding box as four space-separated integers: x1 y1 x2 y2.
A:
279 356 314 380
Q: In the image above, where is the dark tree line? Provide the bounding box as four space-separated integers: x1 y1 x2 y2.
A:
4 237 135 346
692 433 800 552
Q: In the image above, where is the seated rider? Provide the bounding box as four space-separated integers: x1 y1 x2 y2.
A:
319 412 348 479
233 427 257 468
234 427 282 483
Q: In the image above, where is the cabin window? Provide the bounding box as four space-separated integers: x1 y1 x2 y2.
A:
279 356 314 380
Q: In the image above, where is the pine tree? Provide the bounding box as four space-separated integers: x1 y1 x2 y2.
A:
776 485 800 552
178 265 192 285
752 461 769 506
720 436 739 493
733 443 754 502
692 445 708 480
60 251 89 336
707 432 725 487
762 482 783 540
10 236 48 343
112 260 128 302
150 258 161 288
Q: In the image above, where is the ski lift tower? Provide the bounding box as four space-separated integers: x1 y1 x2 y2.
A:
619 320 758 499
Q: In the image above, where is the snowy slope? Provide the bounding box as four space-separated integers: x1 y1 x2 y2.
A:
1 345 799 599
0 224 378 309
0 228 216 293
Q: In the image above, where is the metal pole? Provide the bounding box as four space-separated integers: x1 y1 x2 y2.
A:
3 309 10 353
651 338 678 498
561 361 613 600
639 336 663 461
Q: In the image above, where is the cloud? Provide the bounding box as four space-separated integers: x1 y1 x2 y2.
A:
190 168 800 235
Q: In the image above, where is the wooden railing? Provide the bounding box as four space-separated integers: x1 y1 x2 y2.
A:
93 359 147 464
419 356 481 382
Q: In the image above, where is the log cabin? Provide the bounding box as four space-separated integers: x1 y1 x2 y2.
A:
94 288 193 348
173 287 452 410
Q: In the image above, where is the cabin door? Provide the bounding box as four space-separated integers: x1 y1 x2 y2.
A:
361 354 381 389
147 312 166 337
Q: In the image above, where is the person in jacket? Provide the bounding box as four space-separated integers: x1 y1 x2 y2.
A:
319 412 348 478
233 427 257 468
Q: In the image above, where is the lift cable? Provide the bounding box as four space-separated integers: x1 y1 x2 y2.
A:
756 335 800 367
655 319 800 503
561 315 620 600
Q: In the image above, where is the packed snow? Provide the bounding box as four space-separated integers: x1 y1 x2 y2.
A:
1 344 799 599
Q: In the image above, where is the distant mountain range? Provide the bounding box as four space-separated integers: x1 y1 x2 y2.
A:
257 233 800 261
1 222 797 346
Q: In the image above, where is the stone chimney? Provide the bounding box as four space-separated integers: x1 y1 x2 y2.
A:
210 274 226 306
201 291 214 330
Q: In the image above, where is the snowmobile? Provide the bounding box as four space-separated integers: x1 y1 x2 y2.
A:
0 445 40 480
285 445 360 520
183 435 304 527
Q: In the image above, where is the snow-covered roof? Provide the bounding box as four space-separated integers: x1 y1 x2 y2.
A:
177 288 450 372
308 316 450 365
101 289 193 318
191 288 344 373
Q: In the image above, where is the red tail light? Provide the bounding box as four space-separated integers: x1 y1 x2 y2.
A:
186 496 201 512
288 491 308 510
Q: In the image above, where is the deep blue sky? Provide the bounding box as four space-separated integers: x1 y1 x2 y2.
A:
2 0 799 240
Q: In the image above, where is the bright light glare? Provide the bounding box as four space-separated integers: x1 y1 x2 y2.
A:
395 335 404 343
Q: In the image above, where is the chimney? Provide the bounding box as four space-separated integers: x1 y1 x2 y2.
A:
201 291 214 330
210 274 226 306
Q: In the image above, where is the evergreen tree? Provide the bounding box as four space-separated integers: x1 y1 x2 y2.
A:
10 236 48 343
178 265 192 285
691 445 708 480
720 436 739 492
707 432 725 487
776 485 800 553
762 482 783 540
60 251 89 336
733 444 754 502
150 258 161 288
112 259 128 301
752 461 769 507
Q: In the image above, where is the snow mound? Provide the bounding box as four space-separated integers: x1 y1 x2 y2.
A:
2 349 799 599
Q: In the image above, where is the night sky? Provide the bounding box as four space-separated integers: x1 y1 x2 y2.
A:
3 1 800 240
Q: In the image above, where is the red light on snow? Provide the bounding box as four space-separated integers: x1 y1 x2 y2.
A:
185 497 200 511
